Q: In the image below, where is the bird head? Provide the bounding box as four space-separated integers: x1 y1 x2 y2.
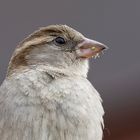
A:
7 25 107 77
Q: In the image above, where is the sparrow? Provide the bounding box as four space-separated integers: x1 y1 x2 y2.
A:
0 25 107 140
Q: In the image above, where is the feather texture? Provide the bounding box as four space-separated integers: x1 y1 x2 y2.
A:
0 67 104 140
0 25 105 140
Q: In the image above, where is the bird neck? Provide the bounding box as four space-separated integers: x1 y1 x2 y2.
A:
34 60 89 78
7 59 89 79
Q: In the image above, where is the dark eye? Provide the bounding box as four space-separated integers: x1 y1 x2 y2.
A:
55 37 66 45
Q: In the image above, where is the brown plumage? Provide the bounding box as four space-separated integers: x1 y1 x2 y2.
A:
1 24 107 140
8 25 84 76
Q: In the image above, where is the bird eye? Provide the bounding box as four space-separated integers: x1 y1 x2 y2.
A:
54 37 66 45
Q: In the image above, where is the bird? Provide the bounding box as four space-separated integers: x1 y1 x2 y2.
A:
0 25 107 140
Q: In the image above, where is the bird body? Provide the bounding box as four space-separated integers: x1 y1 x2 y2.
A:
0 25 107 140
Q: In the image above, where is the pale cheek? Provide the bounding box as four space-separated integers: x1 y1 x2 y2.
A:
25 46 72 67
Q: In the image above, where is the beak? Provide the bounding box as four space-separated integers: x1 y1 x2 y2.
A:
76 37 108 59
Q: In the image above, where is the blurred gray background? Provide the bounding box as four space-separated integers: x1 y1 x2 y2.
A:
0 0 140 139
